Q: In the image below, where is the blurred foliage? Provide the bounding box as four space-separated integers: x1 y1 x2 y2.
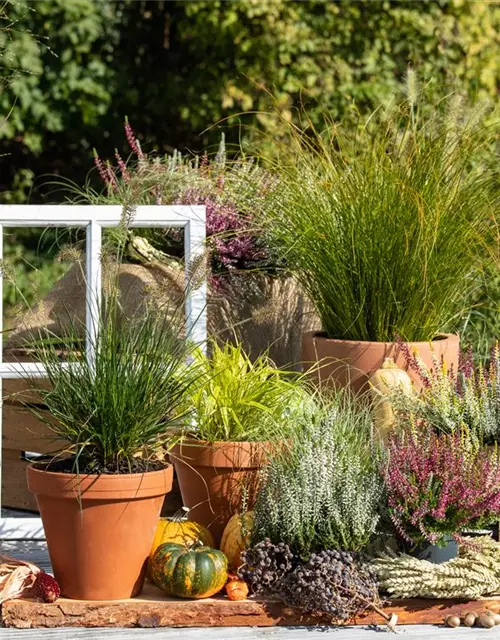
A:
0 0 498 338
0 0 497 202
2 228 69 315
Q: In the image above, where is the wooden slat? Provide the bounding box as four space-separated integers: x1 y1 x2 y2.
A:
2 450 38 512
0 625 488 640
2 404 64 453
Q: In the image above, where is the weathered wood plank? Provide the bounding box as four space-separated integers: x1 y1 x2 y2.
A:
0 626 498 639
4 581 500 630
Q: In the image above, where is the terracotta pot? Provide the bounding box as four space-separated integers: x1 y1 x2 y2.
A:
302 332 460 394
170 440 274 544
27 464 173 600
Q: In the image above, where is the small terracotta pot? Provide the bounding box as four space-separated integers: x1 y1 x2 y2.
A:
302 332 460 394
170 440 274 544
27 464 173 600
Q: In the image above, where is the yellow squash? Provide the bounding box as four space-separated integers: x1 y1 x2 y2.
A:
369 357 413 441
150 509 215 561
220 511 254 570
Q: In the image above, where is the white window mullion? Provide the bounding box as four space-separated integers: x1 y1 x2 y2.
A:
184 207 207 349
85 220 102 372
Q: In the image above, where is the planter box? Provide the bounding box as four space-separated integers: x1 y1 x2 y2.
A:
3 583 500 628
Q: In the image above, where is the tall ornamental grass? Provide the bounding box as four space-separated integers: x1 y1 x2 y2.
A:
254 86 499 342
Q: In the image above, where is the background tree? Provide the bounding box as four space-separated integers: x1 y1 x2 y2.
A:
0 0 497 203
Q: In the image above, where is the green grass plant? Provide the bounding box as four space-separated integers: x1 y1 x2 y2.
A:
25 298 198 471
181 340 313 443
253 87 499 342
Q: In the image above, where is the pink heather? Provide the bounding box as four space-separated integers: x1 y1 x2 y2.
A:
385 429 500 544
395 335 431 388
105 161 118 192
114 150 130 182
93 151 110 187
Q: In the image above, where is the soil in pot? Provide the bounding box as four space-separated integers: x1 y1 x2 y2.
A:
170 440 275 544
302 331 460 394
27 463 173 600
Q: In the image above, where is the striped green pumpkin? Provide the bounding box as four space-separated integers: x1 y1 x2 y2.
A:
151 542 228 599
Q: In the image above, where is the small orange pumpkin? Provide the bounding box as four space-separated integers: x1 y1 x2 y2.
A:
225 574 249 601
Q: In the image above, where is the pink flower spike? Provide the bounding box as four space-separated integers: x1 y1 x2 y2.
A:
105 161 118 192
124 116 140 156
93 149 110 187
114 150 130 182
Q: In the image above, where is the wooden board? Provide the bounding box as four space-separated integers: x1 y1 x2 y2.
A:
2 449 38 512
2 404 64 453
3 582 500 629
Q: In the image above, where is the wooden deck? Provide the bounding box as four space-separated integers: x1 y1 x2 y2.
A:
0 535 499 638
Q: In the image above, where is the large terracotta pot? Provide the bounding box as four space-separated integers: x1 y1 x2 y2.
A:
170 440 274 544
27 464 173 600
302 332 460 394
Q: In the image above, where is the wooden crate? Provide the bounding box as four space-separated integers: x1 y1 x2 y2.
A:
2 449 38 512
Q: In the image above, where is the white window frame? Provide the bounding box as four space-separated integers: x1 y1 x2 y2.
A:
0 205 206 540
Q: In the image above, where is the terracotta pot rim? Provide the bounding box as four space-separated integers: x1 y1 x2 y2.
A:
27 463 173 498
304 331 458 347
174 438 281 448
171 439 280 469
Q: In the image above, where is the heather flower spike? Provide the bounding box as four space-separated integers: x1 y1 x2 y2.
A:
93 149 110 188
92 127 270 280
389 343 500 445
105 160 118 192
114 149 130 182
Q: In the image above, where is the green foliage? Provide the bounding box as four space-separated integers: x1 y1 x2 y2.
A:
0 0 498 345
24 295 196 468
253 89 499 342
389 346 500 445
2 228 71 312
251 398 383 556
182 341 311 443
1 0 498 201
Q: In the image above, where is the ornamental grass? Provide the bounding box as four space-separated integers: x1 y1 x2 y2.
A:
23 297 198 472
180 340 313 443
252 82 499 342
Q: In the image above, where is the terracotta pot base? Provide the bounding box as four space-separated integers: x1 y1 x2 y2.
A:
302 332 460 394
27 465 173 600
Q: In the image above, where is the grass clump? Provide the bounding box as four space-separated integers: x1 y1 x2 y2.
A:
25 299 197 472
254 89 499 342
181 340 313 443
